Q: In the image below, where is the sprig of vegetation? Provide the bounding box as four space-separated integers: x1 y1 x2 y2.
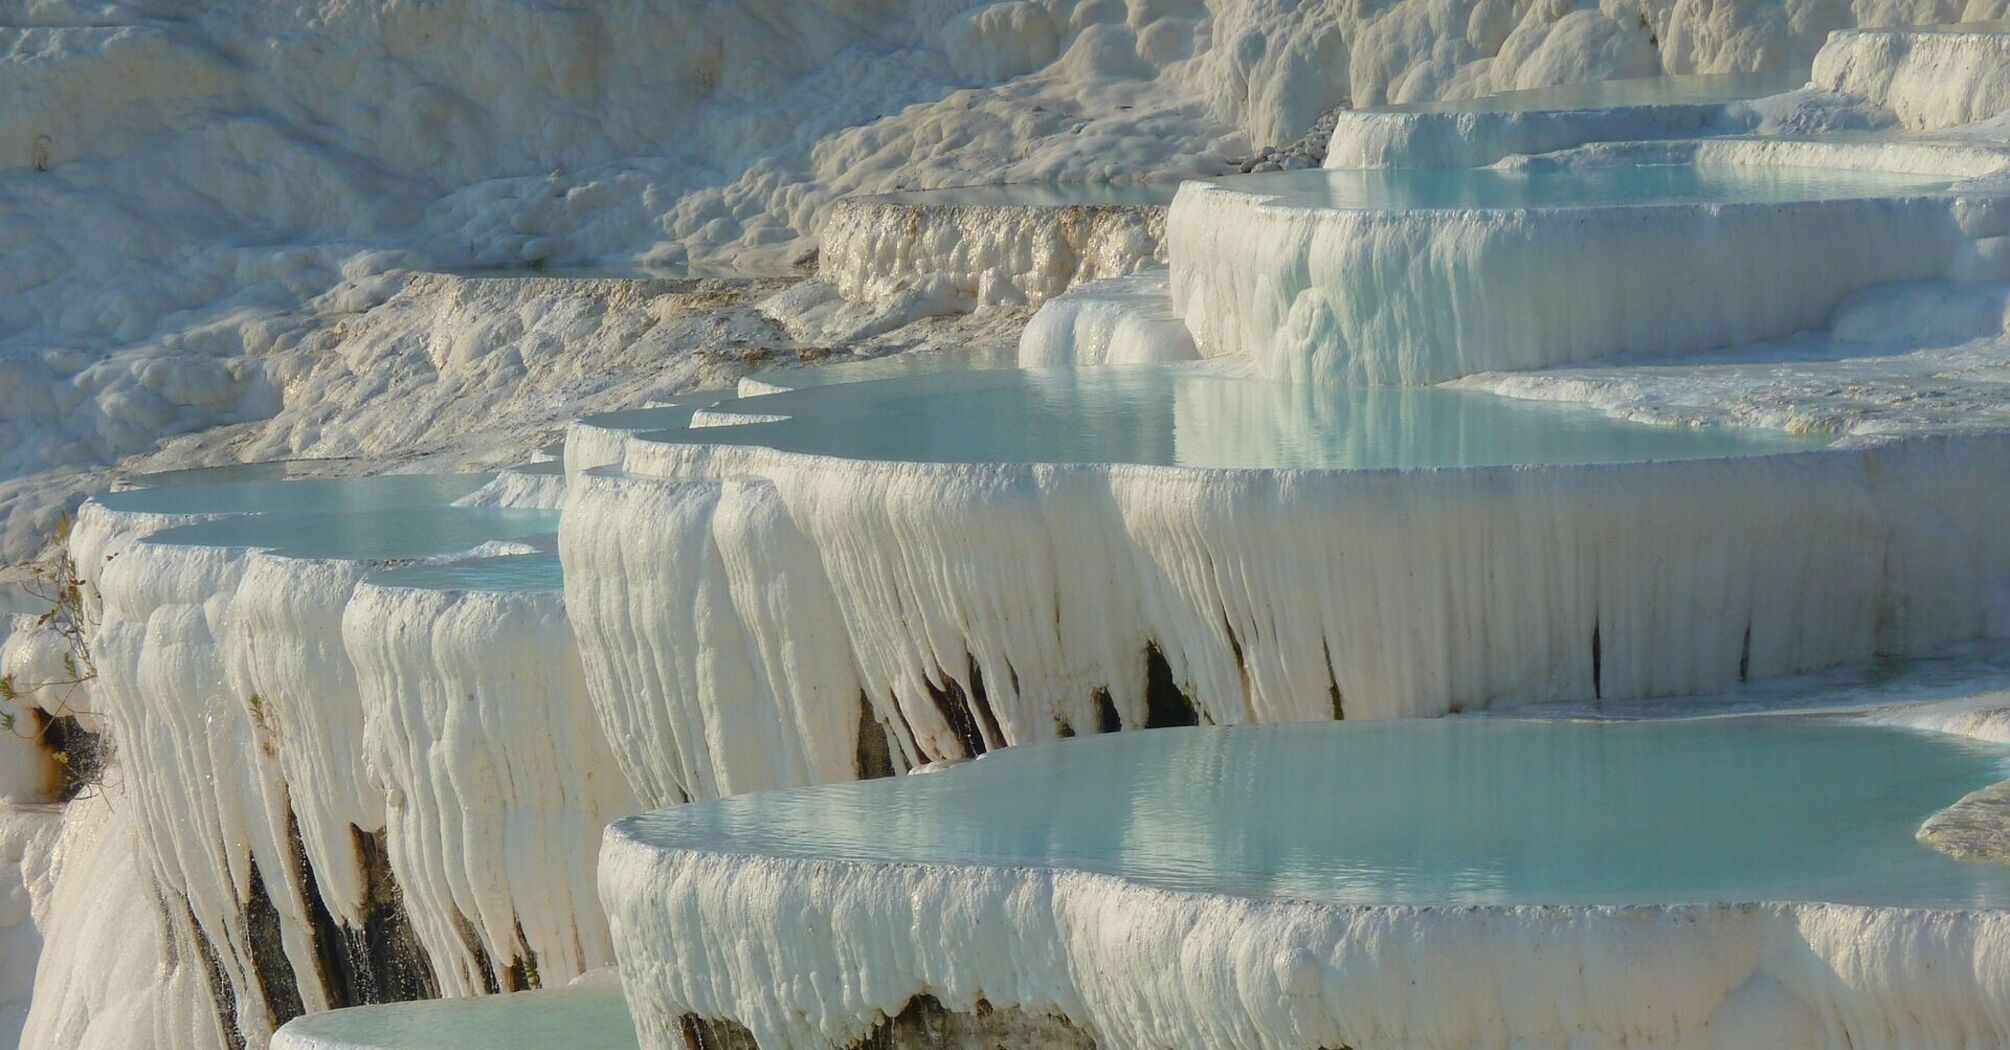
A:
1 514 102 738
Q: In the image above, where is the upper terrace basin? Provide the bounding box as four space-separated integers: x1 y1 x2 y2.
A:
1170 141 2001 385
603 717 2010 1050
1326 70 1804 168
645 367 1826 470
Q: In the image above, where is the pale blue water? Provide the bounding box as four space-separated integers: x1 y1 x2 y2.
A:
862 182 1179 208
144 507 558 561
644 368 1826 469
274 976 637 1050
368 553 564 593
99 475 490 515
742 344 1018 392
123 462 319 487
1213 164 1953 211
575 389 735 434
1386 71 1805 114
624 719 2010 908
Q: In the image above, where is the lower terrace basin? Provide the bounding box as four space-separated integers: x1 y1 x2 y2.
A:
819 181 1178 309
1325 70 1804 169
602 717 2010 1050
71 475 600 1043
272 971 638 1050
561 363 2010 795
1171 139 2007 385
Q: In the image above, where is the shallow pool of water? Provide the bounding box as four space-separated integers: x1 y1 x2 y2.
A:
648 367 1827 469
274 973 636 1050
575 389 737 435
1210 163 1952 212
1381 71 1805 114
144 506 558 561
99 475 491 516
742 344 1019 392
626 718 2010 908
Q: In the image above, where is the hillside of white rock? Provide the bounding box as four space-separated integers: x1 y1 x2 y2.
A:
7 0 1992 559
10 2 2010 1050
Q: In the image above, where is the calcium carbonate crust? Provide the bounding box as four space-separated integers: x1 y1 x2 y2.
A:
819 196 1168 311
1813 25 2010 130
576 428 2010 778
1016 272 1199 367
1170 138 2010 385
62 496 629 1037
600 832 2010 1050
1323 95 1760 170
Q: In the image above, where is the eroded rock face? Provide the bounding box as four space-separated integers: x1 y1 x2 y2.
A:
1920 780 2010 864
683 994 1097 1050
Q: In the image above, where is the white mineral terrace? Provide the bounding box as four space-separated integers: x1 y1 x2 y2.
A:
1170 138 2010 385
65 476 620 1043
1322 70 1805 169
601 711 2010 1050
818 182 1176 310
1814 22 2010 130
13 13 2010 1050
1016 273 1200 367
584 368 2005 759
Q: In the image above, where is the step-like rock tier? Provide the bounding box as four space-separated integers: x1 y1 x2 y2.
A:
1813 23 2010 130
1323 71 1799 170
600 719 2010 1050
602 425 2010 753
67 480 622 1040
1170 139 2005 386
819 186 1173 311
1016 273 1199 367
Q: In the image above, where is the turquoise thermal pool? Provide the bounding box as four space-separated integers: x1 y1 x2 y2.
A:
124 462 323 487
98 474 491 516
367 552 564 593
1207 163 1954 212
272 975 638 1050
574 388 738 435
742 344 1018 392
648 368 1828 469
621 718 2010 908
143 507 558 561
1378 70 1805 114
